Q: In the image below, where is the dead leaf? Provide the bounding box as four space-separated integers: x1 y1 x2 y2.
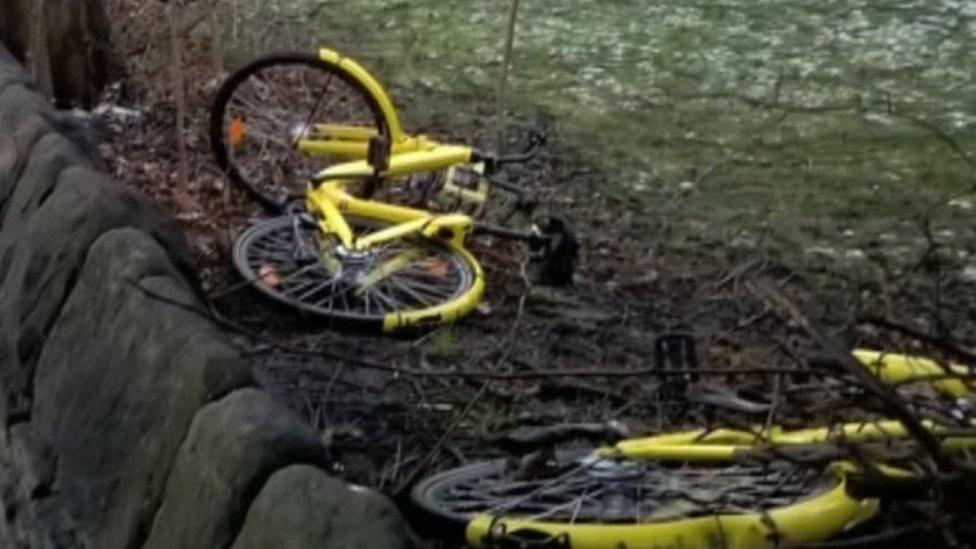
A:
258 264 281 287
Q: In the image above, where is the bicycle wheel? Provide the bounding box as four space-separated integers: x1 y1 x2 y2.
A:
210 53 389 209
232 215 483 332
411 452 877 548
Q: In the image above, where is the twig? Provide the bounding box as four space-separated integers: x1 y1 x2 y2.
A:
751 281 954 472
250 352 809 381
789 522 928 548
495 0 520 151
393 293 529 495
167 2 188 189
894 110 976 172
393 380 489 498
857 315 976 364
764 372 782 432
128 277 823 381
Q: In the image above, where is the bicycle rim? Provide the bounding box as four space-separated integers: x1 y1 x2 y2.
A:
232 215 480 331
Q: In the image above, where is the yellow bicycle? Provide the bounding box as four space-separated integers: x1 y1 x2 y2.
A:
211 49 576 332
410 350 976 548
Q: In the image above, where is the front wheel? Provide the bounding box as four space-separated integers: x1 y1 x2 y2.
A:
411 451 875 548
232 215 483 332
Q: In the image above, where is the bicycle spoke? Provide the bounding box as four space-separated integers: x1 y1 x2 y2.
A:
300 73 335 139
293 277 339 302
364 284 400 312
313 279 341 311
235 215 474 326
395 275 455 300
388 276 438 307
431 457 830 525
217 57 384 203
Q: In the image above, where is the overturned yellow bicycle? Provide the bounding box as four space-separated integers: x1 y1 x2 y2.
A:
411 350 976 548
211 49 576 332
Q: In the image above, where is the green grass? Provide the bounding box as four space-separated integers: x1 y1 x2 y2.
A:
241 0 976 254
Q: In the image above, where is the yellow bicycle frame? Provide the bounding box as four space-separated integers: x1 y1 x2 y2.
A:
464 350 976 548
294 48 476 173
853 348 976 397
317 48 406 145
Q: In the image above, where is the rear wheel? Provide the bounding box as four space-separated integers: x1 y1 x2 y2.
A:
232 215 480 331
210 53 389 209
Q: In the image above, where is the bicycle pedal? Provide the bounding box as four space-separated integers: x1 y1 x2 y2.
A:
654 333 698 373
654 333 699 408
530 216 578 287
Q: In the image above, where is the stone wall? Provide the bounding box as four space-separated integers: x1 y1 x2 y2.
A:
0 44 415 549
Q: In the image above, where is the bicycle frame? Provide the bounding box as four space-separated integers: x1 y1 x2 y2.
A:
462 350 976 548
293 48 478 175
307 179 475 249
299 47 484 252
314 48 407 146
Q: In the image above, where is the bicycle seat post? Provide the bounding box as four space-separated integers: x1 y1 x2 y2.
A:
364 134 391 197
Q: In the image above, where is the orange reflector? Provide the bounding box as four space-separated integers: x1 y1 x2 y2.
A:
229 117 246 148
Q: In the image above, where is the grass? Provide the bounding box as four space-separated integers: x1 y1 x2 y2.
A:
235 0 976 258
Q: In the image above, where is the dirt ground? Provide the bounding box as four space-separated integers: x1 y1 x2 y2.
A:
92 2 976 544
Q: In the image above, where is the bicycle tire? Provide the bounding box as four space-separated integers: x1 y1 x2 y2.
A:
411 452 876 548
210 52 390 209
232 215 483 332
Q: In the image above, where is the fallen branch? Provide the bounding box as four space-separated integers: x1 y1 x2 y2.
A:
130 278 813 381
858 315 976 365
751 281 954 473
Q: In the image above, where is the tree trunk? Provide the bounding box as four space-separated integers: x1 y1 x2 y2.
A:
0 0 115 107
